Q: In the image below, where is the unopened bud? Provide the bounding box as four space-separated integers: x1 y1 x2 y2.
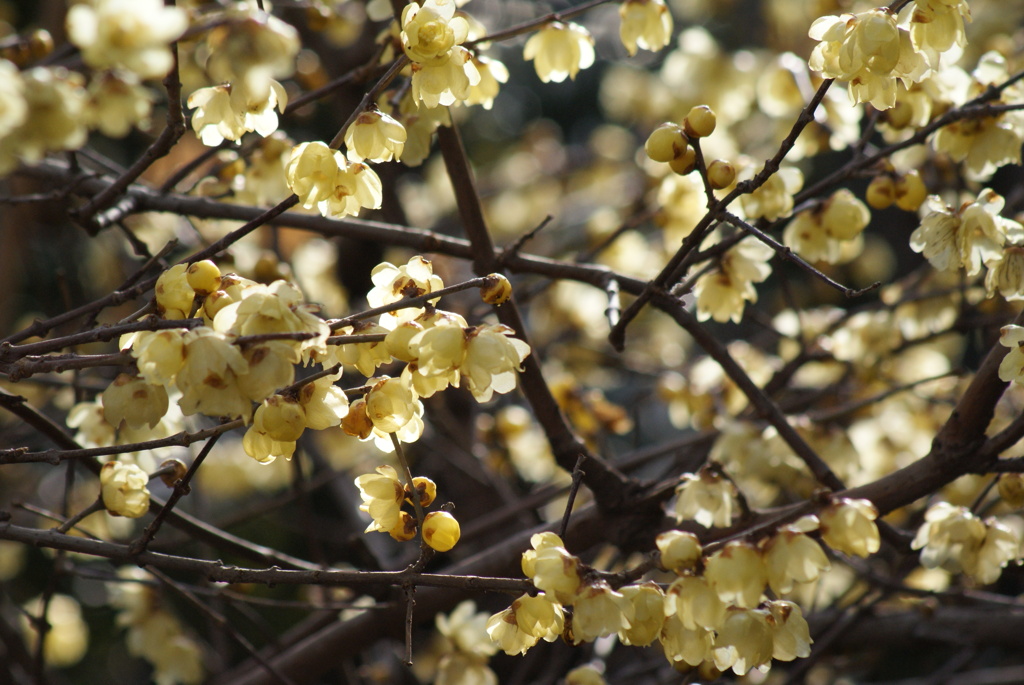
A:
389 511 418 542
707 159 736 189
894 170 926 212
157 459 188 487
865 175 895 210
186 260 222 296
480 273 513 305
645 123 688 163
683 105 716 138
668 147 697 175
422 511 461 552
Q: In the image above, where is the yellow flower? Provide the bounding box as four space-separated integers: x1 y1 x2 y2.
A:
461 324 531 402
808 9 928 109
523 22 595 83
767 600 812 661
465 56 509 110
85 71 152 138
66 0 187 79
176 328 251 419
154 264 195 320
910 0 972 67
656 530 702 573
486 602 539 656
910 190 1017 276
101 373 169 430
665 576 727 630
619 0 673 56
763 527 831 595
100 460 152 518
344 109 407 162
570 582 633 644
820 498 880 558
365 375 418 433
205 9 299 100
674 468 736 528
693 237 774 324
21 594 89 667
410 47 481 109
355 465 405 533
401 0 469 65
286 141 342 209
316 160 384 218
617 582 664 646
659 615 713 667
522 532 582 604
704 541 768 609
712 608 774 676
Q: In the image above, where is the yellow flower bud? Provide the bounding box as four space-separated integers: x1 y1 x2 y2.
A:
998 473 1024 509
480 273 513 305
707 159 736 189
894 170 927 211
866 175 895 209
668 146 697 175
684 105 717 138
645 123 688 163
186 259 222 296
423 511 461 552
155 263 195 319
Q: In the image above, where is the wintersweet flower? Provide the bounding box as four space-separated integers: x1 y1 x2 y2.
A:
910 0 972 68
486 599 541 655
461 324 531 402
619 0 673 56
704 541 768 608
21 594 89 668
66 0 187 79
410 47 481 109
674 468 736 528
910 190 1018 276
512 593 564 642
523 22 595 83
176 328 251 419
712 608 774 676
122 329 188 386
784 189 871 264
344 109 407 162
355 465 405 534
465 56 509 110
820 498 880 557
741 166 803 221
656 530 702 573
317 159 383 219
85 72 152 138
570 582 634 644
204 10 300 101
768 600 813 661
763 527 831 595
286 141 342 209
101 374 169 430
908 501 1019 584
664 576 727 630
401 0 469 65
985 246 1024 301
367 256 445 312
522 532 582 604
617 583 664 646
971 519 1020 585
154 264 195 320
693 237 774 324
331 321 393 376
999 325 1024 386
365 376 417 433
100 461 151 518
808 9 928 109
659 615 713 667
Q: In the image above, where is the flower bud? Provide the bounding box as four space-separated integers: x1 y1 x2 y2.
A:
707 159 736 189
668 146 697 175
155 263 195 319
157 459 188 487
645 123 688 163
894 170 927 211
202 290 234 320
480 273 513 305
186 259 222 296
998 473 1024 508
423 511 461 552
866 175 895 209
683 105 716 138
407 476 437 507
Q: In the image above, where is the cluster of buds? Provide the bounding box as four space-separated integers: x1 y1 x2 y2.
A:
354 465 460 552
644 105 719 177
866 169 927 212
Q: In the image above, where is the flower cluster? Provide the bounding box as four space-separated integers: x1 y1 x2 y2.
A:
285 141 383 219
808 8 928 109
108 567 204 685
401 0 481 108
354 464 460 551
911 502 1020 584
693 237 774 324
910 189 1022 278
489 528 819 675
